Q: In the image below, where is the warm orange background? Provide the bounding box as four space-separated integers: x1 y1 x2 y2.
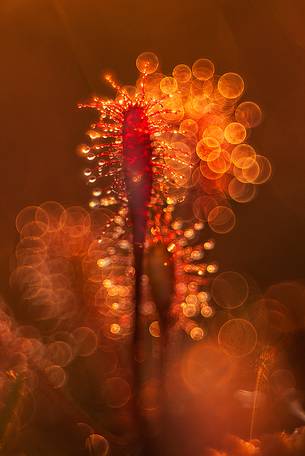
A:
0 0 305 297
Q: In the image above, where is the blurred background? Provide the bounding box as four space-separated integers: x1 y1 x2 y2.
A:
0 1 305 455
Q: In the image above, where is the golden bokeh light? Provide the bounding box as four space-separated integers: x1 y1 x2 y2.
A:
207 206 236 233
160 76 178 94
235 101 262 128
102 377 131 408
16 206 49 233
252 155 272 184
211 271 249 309
228 178 257 203
218 318 258 357
179 118 199 136
73 327 98 357
196 137 221 161
172 64 192 83
192 58 215 81
224 122 247 144
190 326 205 341
231 144 256 169
45 365 67 389
136 52 159 74
149 321 160 338
218 72 245 99
202 125 224 144
207 150 231 174
241 159 260 183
